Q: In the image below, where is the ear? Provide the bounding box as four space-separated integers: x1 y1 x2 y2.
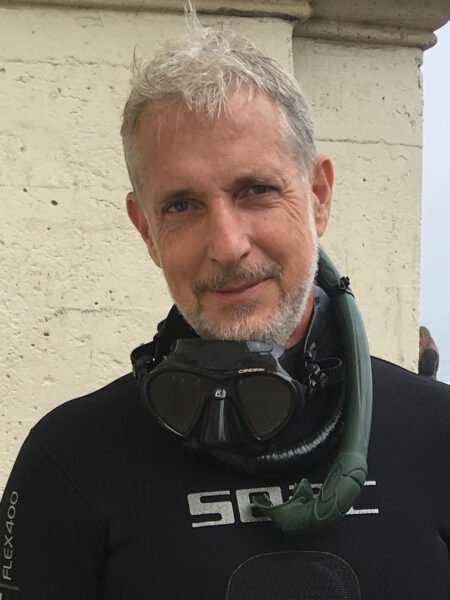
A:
310 154 334 238
126 192 161 267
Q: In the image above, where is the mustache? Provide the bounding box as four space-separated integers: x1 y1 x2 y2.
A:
193 263 282 294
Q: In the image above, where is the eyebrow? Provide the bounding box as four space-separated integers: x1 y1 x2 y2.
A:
230 174 287 190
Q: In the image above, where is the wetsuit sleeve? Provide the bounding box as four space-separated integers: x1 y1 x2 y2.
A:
0 432 106 600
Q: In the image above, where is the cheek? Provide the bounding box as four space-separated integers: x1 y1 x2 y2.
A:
274 220 316 281
151 218 203 267
261 212 313 258
287 204 316 245
158 244 199 296
160 264 194 308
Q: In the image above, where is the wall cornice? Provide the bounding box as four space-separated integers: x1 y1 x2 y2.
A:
294 0 450 50
1 0 311 20
310 0 450 33
294 19 438 50
295 0 450 49
2 0 450 49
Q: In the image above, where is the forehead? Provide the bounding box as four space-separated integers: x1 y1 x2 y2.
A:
138 90 288 161
134 90 305 206
141 87 283 134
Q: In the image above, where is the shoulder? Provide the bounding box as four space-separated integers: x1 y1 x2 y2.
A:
30 372 150 461
370 355 450 430
371 355 450 399
34 372 139 427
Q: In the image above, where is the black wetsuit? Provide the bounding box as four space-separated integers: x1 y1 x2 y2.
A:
1 305 449 599
419 347 440 378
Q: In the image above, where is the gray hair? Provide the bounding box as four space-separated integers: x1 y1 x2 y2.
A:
121 14 317 201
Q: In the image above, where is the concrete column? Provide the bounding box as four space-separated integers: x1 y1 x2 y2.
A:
292 0 450 368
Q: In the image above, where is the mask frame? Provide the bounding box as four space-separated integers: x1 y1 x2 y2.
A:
143 340 302 443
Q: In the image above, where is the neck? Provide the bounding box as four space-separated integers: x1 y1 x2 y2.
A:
284 291 314 349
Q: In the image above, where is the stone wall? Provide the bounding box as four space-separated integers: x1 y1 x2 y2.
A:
293 39 423 367
0 3 295 488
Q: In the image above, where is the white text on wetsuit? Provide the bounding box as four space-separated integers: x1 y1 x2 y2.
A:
187 481 379 527
2 491 18 582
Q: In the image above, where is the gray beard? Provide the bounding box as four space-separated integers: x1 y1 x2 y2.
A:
175 243 318 346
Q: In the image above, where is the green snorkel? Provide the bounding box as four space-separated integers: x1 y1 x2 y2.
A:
253 246 373 534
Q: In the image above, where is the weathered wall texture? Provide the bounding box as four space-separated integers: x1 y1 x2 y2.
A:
0 1 448 490
0 4 294 488
293 39 423 367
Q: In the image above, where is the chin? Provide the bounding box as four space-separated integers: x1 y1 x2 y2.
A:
180 300 307 346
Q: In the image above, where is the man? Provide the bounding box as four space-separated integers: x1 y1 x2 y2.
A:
1 18 449 600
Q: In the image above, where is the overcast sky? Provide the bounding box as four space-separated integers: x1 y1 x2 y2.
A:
420 20 450 383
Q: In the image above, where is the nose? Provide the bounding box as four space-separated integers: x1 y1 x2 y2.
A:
205 199 252 267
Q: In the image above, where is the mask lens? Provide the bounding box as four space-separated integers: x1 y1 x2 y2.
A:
237 375 294 440
148 372 205 437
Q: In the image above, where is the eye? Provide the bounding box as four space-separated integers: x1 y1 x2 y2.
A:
166 201 190 213
248 185 272 196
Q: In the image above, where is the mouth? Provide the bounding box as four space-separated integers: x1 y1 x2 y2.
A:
211 278 269 301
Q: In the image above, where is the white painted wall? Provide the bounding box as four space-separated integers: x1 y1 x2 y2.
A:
293 38 423 368
0 4 294 488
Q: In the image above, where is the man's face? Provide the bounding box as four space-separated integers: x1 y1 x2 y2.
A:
128 89 333 347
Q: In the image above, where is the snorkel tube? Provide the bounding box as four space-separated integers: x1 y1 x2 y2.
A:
253 246 373 534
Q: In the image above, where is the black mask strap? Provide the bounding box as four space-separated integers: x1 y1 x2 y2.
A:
131 305 198 381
